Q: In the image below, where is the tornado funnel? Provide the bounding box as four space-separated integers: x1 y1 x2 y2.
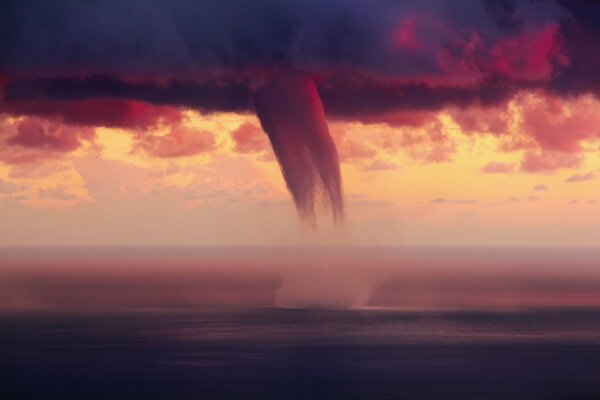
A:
250 76 343 223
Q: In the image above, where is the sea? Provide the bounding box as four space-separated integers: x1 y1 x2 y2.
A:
2 246 600 399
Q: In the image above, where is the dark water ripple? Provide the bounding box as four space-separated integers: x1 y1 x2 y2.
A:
2 308 600 400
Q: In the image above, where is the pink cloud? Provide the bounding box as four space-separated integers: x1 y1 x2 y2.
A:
450 106 509 135
480 161 515 174
487 24 566 81
391 16 423 51
339 140 377 161
231 123 269 153
329 124 380 164
136 127 216 158
565 172 596 183
431 198 478 205
450 93 600 155
0 116 95 164
411 142 454 163
37 186 79 201
440 22 566 84
0 178 22 194
380 120 455 163
520 151 583 173
7 117 93 152
360 160 400 171
351 110 437 128
519 94 600 152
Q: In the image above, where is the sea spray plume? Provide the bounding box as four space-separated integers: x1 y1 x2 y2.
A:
250 75 343 223
274 263 371 309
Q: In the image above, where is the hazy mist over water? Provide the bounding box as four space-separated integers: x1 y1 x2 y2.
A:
3 246 600 312
3 246 600 399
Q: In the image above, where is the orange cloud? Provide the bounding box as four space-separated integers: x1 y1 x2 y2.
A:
565 172 596 183
520 151 583 173
8 117 93 152
135 126 216 158
0 115 94 165
231 123 269 153
480 161 515 174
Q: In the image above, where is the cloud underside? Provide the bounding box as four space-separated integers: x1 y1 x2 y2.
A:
1 0 599 128
2 0 599 109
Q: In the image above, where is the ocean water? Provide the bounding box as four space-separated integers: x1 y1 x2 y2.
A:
2 246 600 399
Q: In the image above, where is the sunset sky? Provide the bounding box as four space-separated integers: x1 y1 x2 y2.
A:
2 0 600 246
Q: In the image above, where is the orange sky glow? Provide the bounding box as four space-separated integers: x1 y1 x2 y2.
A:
2 90 600 246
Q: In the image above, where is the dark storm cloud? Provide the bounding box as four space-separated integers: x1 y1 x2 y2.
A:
3 75 516 119
320 78 517 116
550 0 600 95
1 0 597 119
1 0 597 116
3 76 249 116
0 0 558 75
